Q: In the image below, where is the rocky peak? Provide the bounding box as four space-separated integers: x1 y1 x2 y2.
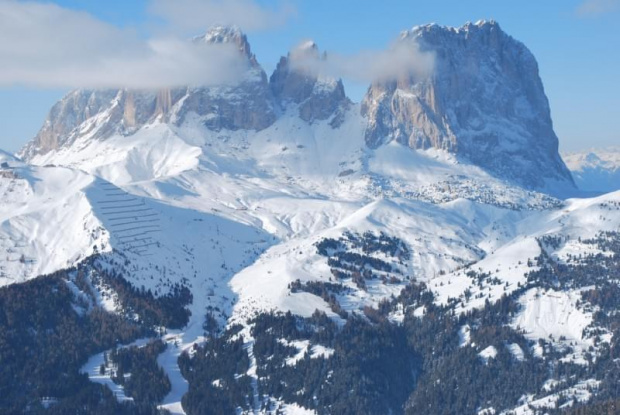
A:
194 25 258 66
361 20 574 192
20 26 278 161
270 41 350 125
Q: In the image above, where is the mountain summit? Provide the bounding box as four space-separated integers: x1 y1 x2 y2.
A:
4 20 620 415
19 21 573 195
362 20 573 191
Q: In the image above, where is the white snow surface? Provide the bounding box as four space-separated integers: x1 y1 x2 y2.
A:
2 105 620 411
502 379 600 415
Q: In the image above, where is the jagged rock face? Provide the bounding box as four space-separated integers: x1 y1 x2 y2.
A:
361 20 574 190
20 26 277 160
270 42 350 126
20 90 115 159
177 26 277 131
19 88 190 160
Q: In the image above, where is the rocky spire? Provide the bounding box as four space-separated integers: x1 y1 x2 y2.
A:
194 25 259 67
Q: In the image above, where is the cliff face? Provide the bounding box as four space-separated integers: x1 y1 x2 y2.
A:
19 26 277 160
20 21 574 194
361 20 573 190
270 41 350 126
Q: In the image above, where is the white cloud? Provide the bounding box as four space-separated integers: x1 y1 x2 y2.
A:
149 0 296 34
576 0 620 16
0 0 428 90
288 40 435 84
0 0 252 89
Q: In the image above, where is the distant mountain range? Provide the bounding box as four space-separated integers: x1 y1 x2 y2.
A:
563 147 620 193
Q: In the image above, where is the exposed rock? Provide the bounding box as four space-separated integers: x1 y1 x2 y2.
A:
20 26 276 160
361 20 574 191
270 41 350 125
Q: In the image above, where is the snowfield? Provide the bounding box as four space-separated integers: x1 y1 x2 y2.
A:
2 106 620 413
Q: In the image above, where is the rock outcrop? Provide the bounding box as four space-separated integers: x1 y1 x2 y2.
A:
361 20 574 190
270 41 350 125
20 26 277 160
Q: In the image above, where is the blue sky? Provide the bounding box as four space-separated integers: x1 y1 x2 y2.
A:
0 0 618 152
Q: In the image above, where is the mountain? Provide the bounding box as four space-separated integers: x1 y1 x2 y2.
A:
269 41 350 125
18 26 277 161
19 22 574 197
562 147 620 193
362 20 574 193
2 22 618 415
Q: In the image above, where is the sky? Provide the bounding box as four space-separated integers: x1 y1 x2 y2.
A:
0 0 618 153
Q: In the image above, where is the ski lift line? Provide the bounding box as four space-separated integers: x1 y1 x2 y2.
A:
109 219 160 228
117 234 156 241
120 236 154 244
97 198 138 204
100 208 153 216
115 229 161 239
128 242 158 250
100 203 145 210
114 225 160 233
107 213 159 221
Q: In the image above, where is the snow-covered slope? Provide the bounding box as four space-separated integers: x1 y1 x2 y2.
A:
0 157 274 363
563 147 620 193
0 161 106 283
4 21 619 415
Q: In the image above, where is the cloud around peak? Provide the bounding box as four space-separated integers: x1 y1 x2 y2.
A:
287 39 436 85
0 0 433 90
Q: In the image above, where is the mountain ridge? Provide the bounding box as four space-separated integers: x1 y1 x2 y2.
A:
19 21 575 196
4 20 619 415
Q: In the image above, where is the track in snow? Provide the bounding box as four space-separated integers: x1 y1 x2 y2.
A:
96 182 161 257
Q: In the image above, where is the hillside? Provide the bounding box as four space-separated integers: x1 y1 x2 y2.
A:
0 21 617 415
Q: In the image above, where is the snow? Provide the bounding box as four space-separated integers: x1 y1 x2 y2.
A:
280 403 317 415
479 346 497 363
157 333 191 414
458 324 471 347
2 97 620 411
279 339 335 366
80 338 153 402
507 343 525 362
563 147 620 193
512 288 594 363
502 379 599 415
0 164 108 285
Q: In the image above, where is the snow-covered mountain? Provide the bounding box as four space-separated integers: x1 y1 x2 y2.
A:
563 147 620 193
2 21 618 415
362 20 574 193
19 21 574 197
